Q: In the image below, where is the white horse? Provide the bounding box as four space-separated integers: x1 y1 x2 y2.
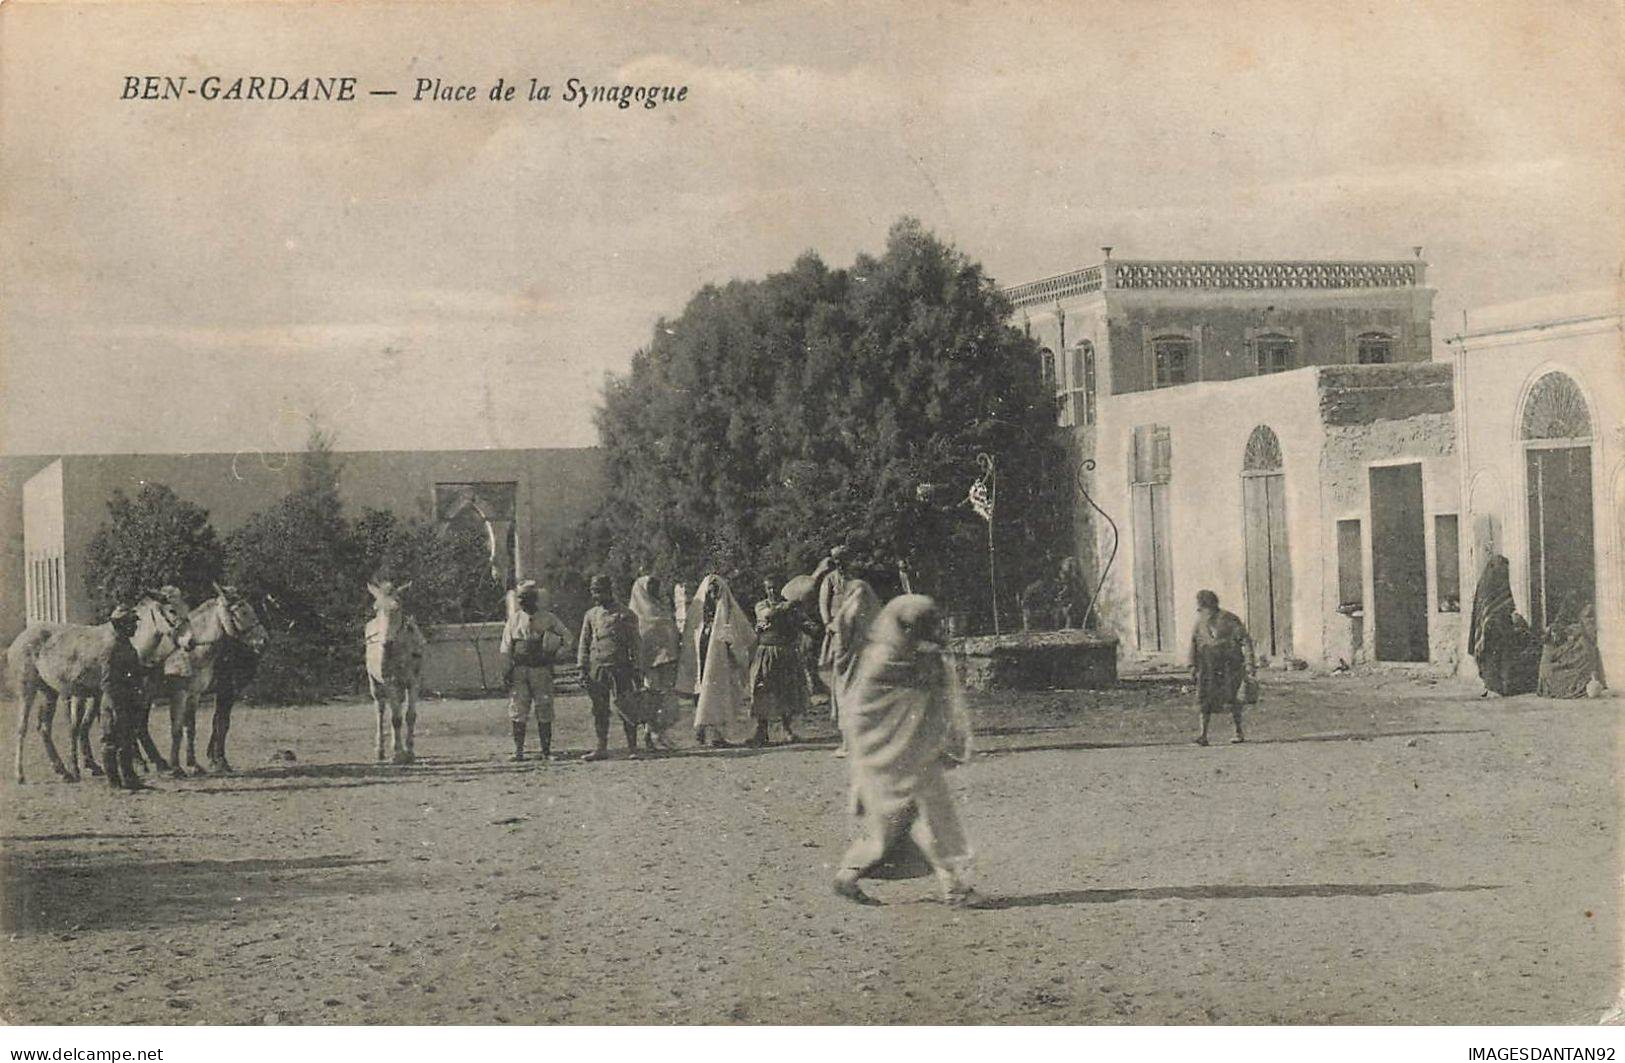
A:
365 581 426 764
6 594 193 784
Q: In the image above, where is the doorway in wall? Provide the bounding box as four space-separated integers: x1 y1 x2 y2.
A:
1370 463 1429 662
1521 372 1595 631
1242 426 1292 659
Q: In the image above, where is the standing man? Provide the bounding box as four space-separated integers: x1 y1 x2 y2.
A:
101 604 149 792
748 574 817 746
1190 589 1257 745
500 580 572 761
577 573 643 762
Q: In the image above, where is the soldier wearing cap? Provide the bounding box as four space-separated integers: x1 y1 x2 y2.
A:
499 580 572 761
576 573 643 761
101 604 149 791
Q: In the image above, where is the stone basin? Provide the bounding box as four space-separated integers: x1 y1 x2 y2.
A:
950 629 1120 691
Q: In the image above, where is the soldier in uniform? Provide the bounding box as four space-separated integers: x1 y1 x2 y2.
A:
500 580 572 761
577 573 643 762
101 604 149 792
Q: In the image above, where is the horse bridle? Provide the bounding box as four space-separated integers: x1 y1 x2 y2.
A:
189 593 270 652
141 595 194 662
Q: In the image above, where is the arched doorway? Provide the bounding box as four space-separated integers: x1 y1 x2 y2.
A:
1522 372 1595 630
1242 426 1292 659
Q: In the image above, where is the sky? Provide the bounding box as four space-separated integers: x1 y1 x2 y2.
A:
1 0 1620 455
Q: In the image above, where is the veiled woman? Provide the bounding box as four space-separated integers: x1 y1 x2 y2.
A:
1538 600 1607 699
676 574 757 747
630 574 682 751
1468 555 1523 696
833 595 984 909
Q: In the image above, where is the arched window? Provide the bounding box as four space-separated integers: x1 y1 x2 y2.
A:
1356 331 1395 365
1150 334 1192 388
1242 425 1284 473
1253 333 1295 375
1520 371 1592 440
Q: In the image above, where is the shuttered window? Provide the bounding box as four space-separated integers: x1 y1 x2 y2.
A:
1131 424 1172 485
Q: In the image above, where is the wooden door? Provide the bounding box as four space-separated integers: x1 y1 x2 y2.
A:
1526 445 1595 631
1370 463 1429 662
1244 472 1293 658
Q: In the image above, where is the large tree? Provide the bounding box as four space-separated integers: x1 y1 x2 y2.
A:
225 428 365 701
225 426 510 702
84 483 226 616
557 218 1065 629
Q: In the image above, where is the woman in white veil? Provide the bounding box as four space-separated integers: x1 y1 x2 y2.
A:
676 574 757 747
630 574 682 751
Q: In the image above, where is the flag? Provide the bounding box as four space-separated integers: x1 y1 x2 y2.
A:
967 475 994 522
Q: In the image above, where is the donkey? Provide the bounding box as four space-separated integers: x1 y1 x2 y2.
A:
364 581 426 764
6 594 193 784
148 584 270 776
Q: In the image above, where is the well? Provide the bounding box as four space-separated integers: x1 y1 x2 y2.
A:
950 629 1119 692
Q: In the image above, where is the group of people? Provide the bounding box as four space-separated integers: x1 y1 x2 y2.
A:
1468 554 1608 699
497 545 917 763
495 545 986 907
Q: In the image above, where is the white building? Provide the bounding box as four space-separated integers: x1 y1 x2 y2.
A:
1006 256 1459 670
1448 290 1624 684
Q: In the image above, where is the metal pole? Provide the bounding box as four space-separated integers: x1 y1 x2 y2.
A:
978 453 1000 636
987 513 1000 637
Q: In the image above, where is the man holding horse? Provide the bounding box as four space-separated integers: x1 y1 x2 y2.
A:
100 604 150 792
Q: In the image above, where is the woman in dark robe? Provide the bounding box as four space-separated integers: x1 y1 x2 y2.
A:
1468 554 1522 696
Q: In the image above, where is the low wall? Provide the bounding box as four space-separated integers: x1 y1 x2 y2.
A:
421 622 505 695
952 630 1120 692
420 622 585 696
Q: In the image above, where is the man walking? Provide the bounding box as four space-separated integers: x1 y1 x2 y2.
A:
577 574 643 762
500 580 572 761
100 604 149 792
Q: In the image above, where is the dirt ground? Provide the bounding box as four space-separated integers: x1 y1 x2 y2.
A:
1 668 1619 1025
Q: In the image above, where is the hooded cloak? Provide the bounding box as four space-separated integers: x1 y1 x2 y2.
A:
676 574 757 728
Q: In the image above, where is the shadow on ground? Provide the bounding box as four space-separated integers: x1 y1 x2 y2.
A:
985 881 1502 909
1 851 392 934
976 727 1491 758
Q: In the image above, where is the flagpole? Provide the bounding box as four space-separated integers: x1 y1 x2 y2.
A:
978 453 1000 637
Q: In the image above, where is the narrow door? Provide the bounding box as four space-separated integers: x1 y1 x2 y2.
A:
1244 473 1293 658
1370 463 1429 662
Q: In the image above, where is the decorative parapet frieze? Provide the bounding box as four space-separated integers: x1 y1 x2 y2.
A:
1003 259 1424 308
1111 260 1420 290
1002 265 1104 309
